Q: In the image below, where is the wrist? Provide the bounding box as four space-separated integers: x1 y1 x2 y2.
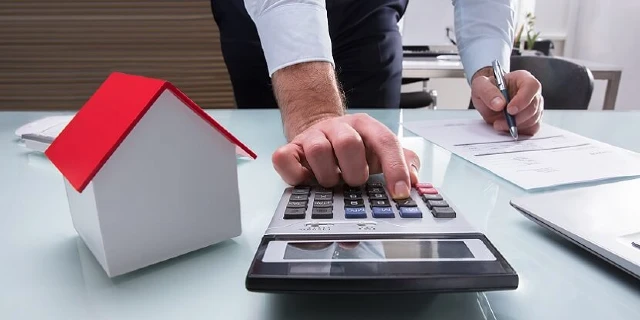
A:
471 66 494 82
272 61 345 141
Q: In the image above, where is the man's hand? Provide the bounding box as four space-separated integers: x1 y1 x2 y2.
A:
270 61 419 199
272 114 421 199
470 67 544 135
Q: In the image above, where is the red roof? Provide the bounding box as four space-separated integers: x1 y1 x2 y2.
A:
45 72 257 193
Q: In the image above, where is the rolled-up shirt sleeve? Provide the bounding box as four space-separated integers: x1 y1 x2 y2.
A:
452 0 515 84
244 0 334 77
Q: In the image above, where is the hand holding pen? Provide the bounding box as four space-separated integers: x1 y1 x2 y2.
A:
492 60 518 140
469 60 544 137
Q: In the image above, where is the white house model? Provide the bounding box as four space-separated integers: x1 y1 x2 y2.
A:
45 72 257 278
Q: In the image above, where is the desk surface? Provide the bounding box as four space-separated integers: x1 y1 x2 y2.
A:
2 109 640 319
402 56 623 72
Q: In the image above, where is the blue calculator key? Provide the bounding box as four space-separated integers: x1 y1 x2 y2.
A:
345 207 367 219
399 207 422 218
372 207 394 218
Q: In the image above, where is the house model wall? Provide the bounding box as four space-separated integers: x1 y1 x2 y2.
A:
45 72 256 277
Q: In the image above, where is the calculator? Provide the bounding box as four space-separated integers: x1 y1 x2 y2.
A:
245 175 518 293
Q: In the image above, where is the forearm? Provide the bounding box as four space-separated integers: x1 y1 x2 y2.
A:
453 0 515 84
272 61 345 141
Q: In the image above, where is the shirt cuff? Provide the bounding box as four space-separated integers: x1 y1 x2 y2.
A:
458 37 511 84
253 3 334 77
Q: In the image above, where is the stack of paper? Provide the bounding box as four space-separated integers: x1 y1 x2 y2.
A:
402 119 640 190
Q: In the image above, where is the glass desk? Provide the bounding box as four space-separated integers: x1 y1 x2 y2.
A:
1 109 640 319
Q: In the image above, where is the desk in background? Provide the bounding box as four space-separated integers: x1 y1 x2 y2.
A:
2 109 640 319
402 57 623 110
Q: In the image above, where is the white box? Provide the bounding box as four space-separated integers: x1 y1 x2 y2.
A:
45 72 257 277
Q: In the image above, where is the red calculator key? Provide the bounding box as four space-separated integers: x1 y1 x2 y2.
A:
415 183 433 189
418 187 438 195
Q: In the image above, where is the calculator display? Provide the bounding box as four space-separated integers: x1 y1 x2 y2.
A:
281 240 474 261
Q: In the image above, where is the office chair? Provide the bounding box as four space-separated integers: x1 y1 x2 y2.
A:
469 56 594 110
400 78 438 108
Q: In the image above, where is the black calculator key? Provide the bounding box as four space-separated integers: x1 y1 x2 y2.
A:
344 193 363 200
315 193 333 201
289 194 308 201
284 208 306 219
432 206 456 218
372 207 394 218
343 185 362 193
286 201 307 209
312 207 333 219
422 194 443 202
315 187 333 194
313 200 333 208
370 199 390 207
344 199 365 207
369 193 388 200
367 187 385 194
315 192 333 197
395 198 417 207
367 182 384 188
399 207 422 218
345 207 367 219
426 200 449 209
291 188 310 195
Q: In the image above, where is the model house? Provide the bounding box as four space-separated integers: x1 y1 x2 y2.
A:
45 72 257 277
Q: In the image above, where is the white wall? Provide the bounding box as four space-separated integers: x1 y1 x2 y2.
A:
401 0 455 46
568 0 640 111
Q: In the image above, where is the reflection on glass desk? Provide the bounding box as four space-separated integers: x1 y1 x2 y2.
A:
2 109 640 320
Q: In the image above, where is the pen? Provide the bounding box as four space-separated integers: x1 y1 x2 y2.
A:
492 59 518 140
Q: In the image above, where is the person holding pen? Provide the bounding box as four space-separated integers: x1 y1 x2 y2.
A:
210 0 544 197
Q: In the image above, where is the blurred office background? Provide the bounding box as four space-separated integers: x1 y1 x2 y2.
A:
0 0 638 111
402 0 638 111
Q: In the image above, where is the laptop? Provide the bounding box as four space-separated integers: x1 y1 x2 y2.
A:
510 179 640 280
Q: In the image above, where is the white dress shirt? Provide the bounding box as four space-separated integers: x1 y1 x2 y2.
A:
244 0 515 84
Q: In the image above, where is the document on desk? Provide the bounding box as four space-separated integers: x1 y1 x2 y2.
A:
402 119 640 190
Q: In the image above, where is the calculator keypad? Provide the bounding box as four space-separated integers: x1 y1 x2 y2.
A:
284 182 456 220
284 207 306 219
312 207 333 219
372 207 394 218
345 207 367 219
